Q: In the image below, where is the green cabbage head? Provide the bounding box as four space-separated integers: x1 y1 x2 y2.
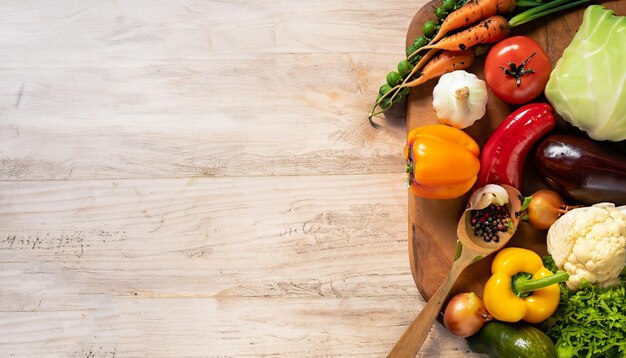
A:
544 5 626 142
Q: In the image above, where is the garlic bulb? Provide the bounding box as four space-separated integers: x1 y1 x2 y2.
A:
432 70 488 129
468 184 509 211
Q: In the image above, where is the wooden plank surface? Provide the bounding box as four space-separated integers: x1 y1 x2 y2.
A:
0 1 477 356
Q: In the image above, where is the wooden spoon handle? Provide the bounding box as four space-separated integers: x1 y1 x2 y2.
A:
387 248 476 358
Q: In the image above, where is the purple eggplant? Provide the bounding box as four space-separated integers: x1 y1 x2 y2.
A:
534 134 626 206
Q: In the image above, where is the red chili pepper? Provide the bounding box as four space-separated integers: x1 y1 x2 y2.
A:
475 103 556 190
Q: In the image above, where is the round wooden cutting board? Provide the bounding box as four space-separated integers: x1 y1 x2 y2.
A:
406 0 626 305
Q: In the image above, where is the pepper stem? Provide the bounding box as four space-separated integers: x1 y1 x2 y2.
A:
512 271 569 298
405 162 414 188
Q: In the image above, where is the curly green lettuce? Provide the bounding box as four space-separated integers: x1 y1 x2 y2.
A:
541 256 626 358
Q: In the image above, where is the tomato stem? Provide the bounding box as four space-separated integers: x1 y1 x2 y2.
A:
499 52 536 87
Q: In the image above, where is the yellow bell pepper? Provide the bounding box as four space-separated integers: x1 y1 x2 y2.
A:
483 247 568 323
404 124 480 199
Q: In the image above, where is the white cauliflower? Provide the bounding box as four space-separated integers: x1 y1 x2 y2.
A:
547 203 626 290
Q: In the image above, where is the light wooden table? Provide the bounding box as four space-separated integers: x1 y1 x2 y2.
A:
1 1 478 356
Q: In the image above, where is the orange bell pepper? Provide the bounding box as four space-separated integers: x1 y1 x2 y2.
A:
404 124 480 199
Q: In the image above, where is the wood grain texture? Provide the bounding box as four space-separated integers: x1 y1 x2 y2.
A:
0 1 415 181
0 176 472 357
0 0 482 356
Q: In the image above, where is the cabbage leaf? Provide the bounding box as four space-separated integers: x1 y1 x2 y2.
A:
544 5 626 142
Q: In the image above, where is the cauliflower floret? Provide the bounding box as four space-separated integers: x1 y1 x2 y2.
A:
547 203 626 290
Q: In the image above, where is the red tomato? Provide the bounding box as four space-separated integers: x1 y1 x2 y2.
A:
484 36 551 105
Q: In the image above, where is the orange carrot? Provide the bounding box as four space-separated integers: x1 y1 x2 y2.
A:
401 49 476 88
420 15 510 53
429 0 516 45
370 49 476 119
369 49 441 119
382 49 476 107
400 49 440 89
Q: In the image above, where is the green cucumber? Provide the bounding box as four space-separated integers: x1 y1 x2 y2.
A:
467 321 556 358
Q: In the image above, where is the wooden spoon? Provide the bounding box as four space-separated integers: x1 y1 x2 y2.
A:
388 184 523 358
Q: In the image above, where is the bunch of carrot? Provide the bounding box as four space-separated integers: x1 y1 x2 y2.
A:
369 0 591 125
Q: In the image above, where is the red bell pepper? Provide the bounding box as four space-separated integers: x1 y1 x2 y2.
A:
475 103 556 190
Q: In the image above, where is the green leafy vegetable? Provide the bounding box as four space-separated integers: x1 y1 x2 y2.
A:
541 256 626 358
544 5 626 142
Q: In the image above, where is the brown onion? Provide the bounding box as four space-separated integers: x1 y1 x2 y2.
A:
443 292 492 337
527 189 580 230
